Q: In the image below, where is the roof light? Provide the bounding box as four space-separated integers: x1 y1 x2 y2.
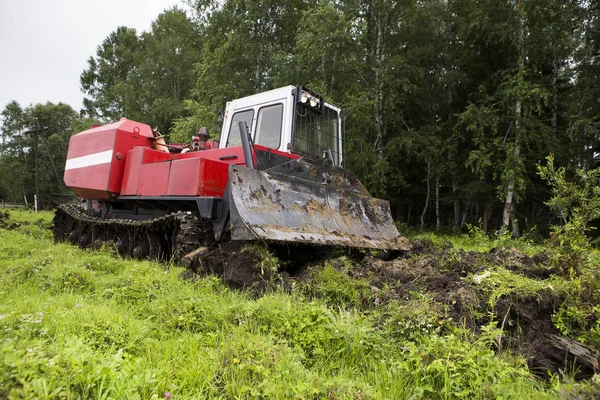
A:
300 91 310 103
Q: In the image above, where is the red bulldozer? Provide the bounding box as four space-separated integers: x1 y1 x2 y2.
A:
53 86 409 261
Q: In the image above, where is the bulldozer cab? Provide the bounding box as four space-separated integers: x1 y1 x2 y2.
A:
219 85 343 167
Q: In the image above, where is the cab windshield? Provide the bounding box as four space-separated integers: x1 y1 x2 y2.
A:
292 105 341 166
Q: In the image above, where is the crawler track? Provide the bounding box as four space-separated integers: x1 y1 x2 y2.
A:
53 204 212 261
52 204 370 290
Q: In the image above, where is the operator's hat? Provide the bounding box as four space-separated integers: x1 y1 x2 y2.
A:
197 127 209 138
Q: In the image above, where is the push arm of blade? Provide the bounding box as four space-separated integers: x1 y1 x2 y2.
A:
238 121 255 169
212 183 231 241
248 134 267 171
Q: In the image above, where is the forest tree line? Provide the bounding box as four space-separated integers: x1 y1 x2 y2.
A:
1 0 599 235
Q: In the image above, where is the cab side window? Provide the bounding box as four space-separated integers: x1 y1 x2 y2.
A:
255 104 283 149
226 109 254 147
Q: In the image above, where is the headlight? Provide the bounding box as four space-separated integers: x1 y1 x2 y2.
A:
300 92 309 103
296 86 324 114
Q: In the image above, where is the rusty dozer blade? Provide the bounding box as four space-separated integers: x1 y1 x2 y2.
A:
227 158 411 251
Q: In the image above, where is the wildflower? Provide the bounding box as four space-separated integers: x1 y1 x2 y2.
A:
374 297 381 304
403 345 409 351
233 358 240 364
164 392 172 399
75 303 81 308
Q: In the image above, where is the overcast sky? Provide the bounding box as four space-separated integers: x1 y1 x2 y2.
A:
0 0 183 115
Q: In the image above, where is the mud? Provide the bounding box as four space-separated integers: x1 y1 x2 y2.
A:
183 244 280 290
342 246 599 380
268 240 598 381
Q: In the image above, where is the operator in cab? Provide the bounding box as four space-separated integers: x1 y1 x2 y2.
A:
191 127 212 151
183 127 215 153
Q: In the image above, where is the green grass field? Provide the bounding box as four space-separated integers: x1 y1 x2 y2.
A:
0 210 595 399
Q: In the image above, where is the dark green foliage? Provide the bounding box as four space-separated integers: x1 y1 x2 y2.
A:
173 0 597 234
0 101 84 205
538 155 600 350
80 26 141 122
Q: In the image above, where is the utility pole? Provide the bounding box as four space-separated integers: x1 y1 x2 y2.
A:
23 123 49 212
34 122 39 212
40 135 66 193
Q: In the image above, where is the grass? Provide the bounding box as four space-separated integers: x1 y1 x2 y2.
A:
0 209 580 399
399 222 546 255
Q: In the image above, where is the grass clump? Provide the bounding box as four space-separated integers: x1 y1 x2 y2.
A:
373 292 450 341
470 267 570 308
298 258 372 309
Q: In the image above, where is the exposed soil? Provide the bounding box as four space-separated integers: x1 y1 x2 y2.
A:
183 243 278 290
341 242 600 381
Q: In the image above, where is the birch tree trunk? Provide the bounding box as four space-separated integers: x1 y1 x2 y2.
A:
501 108 522 233
551 37 559 136
511 204 520 238
436 176 440 231
373 0 386 156
501 2 525 234
421 160 431 229
452 179 460 233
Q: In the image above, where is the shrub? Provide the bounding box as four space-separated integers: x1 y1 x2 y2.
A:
538 154 600 277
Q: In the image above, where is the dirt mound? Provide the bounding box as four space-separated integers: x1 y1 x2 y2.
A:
183 244 280 289
486 247 556 279
366 247 600 380
361 252 481 324
289 245 600 381
494 294 600 379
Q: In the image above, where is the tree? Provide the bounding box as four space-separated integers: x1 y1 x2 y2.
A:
81 26 141 121
0 102 79 206
568 0 600 169
452 0 584 235
82 9 204 136
135 8 203 133
171 0 311 142
71 0 595 234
